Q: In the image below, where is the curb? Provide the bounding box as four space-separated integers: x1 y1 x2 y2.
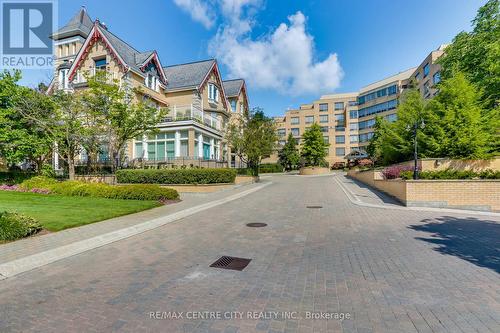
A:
333 175 500 217
0 182 272 280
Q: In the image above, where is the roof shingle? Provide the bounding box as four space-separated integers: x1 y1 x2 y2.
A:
223 79 244 97
163 59 215 91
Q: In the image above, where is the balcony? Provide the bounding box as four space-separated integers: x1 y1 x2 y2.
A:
162 104 222 131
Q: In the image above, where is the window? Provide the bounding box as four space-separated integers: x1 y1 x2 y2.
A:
359 132 374 143
358 99 398 118
336 148 345 156
335 114 345 127
208 83 219 102
385 113 397 122
348 101 357 106
358 118 376 130
433 71 441 84
319 115 328 123
94 58 106 71
335 102 344 110
319 103 328 111
415 72 420 81
335 135 345 144
290 117 300 125
335 126 345 132
323 136 329 144
277 128 286 137
423 80 431 95
423 63 430 78
324 148 330 156
305 116 314 124
350 122 358 131
230 99 237 111
320 126 329 133
387 85 397 95
350 135 358 143
291 128 300 136
349 110 358 119
145 74 158 91
58 69 69 89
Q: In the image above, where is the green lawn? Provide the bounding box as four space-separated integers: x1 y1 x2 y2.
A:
0 191 161 231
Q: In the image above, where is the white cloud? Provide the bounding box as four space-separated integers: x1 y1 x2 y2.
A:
173 0 215 29
173 0 344 95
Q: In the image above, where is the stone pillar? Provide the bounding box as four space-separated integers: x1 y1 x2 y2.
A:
174 131 181 157
198 133 203 158
188 129 195 158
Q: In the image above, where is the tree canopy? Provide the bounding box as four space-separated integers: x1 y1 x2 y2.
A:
300 123 329 167
225 108 277 175
278 133 300 171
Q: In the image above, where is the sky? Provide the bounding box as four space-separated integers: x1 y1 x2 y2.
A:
19 0 487 117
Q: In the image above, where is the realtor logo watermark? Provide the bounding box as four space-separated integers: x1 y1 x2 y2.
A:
1 0 56 69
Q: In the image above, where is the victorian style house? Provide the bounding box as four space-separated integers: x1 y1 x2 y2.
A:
49 7 248 167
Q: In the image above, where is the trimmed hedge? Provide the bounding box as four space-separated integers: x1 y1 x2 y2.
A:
116 168 237 184
0 211 42 241
0 172 36 185
400 168 500 180
20 177 179 201
259 163 284 174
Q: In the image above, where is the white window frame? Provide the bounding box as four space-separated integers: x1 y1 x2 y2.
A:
208 83 219 102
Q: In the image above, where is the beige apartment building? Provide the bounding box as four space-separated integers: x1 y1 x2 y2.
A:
49 7 249 168
266 46 446 167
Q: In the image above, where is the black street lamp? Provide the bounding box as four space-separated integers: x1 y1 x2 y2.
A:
406 119 425 180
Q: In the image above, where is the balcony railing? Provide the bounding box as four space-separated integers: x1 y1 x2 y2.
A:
162 104 222 131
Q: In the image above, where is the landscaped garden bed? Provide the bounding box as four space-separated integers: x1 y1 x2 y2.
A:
0 176 180 240
0 191 161 233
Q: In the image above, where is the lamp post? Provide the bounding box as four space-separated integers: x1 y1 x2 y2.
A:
406 119 425 180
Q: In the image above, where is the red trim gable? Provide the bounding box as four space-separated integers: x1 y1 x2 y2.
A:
200 61 228 110
139 51 167 85
68 23 128 82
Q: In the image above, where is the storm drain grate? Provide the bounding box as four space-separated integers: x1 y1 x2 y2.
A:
246 223 267 228
306 205 323 209
210 256 251 271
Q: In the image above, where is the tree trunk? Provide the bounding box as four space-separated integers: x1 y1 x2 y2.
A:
68 158 75 180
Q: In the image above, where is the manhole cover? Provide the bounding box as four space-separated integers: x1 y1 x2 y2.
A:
246 223 267 228
210 256 251 271
306 205 323 209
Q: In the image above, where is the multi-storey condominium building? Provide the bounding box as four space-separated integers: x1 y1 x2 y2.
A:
265 46 446 166
49 7 248 168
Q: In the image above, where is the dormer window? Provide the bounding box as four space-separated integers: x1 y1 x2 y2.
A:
145 74 158 91
94 58 107 71
208 83 219 102
58 69 69 89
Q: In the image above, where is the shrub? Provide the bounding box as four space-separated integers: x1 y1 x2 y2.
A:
40 164 56 178
258 163 284 174
20 176 58 190
382 165 418 180
20 177 179 201
401 168 500 180
116 168 237 184
0 172 36 185
0 211 42 241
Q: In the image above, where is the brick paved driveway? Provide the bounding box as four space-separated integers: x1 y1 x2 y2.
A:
0 175 499 333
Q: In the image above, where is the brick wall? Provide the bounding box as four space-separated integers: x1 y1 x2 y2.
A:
347 169 500 212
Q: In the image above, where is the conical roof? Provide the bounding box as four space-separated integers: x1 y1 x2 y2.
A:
50 7 93 40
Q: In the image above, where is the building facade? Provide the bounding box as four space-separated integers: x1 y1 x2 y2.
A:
49 7 249 168
265 46 446 166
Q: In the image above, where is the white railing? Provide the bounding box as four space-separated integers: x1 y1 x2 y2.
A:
167 104 221 131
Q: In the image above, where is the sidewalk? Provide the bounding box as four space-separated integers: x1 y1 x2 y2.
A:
335 173 403 207
0 181 268 268
334 173 500 217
